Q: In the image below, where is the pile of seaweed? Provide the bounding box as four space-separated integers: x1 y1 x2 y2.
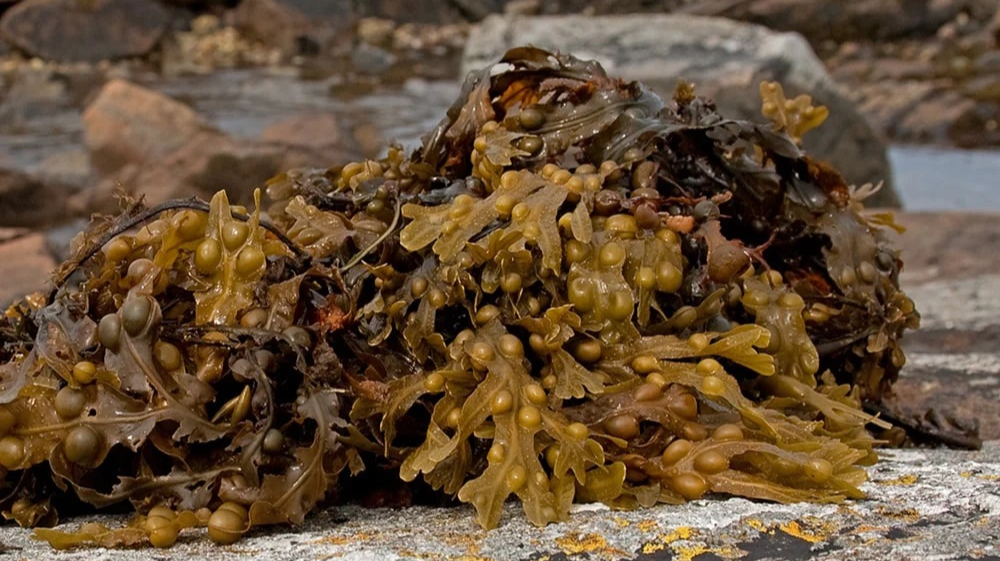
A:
0 47 924 548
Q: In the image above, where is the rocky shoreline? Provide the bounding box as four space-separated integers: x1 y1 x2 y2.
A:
0 1 996 147
0 0 997 289
0 3 996 558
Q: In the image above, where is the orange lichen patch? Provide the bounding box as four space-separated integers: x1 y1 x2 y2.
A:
744 515 837 544
613 517 631 528
641 542 664 555
960 470 1000 481
554 532 625 558
878 474 919 486
667 526 694 541
778 520 828 544
637 519 660 532
658 526 695 545
641 527 695 555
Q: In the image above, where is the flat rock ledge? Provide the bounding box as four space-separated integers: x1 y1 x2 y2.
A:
0 444 995 560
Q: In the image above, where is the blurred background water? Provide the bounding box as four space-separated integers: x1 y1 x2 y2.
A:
889 146 1000 210
2 67 997 210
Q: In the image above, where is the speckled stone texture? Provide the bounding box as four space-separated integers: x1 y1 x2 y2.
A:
0 444 996 560
0 210 997 560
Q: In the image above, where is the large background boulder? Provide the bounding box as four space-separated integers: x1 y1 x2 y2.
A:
82 78 217 176
463 13 901 207
0 0 170 62
123 132 330 206
72 131 334 215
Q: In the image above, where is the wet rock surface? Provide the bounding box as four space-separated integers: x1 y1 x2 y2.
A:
463 13 900 207
0 447 994 559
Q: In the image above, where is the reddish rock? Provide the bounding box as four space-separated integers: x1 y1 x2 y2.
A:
74 132 333 214
0 232 56 306
260 113 360 162
77 80 353 214
82 79 216 176
0 168 75 228
0 0 170 62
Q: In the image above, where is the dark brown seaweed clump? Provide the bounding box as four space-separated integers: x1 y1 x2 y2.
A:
0 47 926 548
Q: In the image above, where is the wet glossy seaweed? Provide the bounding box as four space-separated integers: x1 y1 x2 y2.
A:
0 47 925 548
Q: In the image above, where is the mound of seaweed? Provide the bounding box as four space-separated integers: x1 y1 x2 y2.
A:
0 47 923 548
